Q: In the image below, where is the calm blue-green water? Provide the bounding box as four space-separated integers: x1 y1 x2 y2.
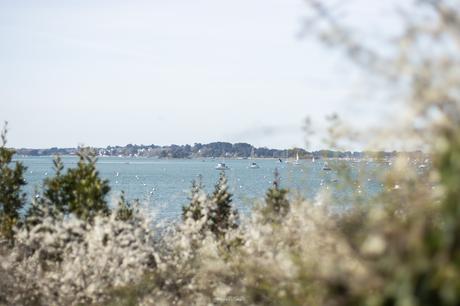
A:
15 156 387 220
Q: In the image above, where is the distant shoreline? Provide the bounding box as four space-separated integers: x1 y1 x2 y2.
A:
12 141 426 160
12 155 414 161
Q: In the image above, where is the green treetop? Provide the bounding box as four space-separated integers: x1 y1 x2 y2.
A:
182 176 206 222
263 168 290 222
182 172 238 238
209 171 238 237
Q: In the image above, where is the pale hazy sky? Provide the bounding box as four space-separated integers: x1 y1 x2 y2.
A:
0 0 402 149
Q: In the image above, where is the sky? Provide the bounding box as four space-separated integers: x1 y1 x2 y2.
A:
0 0 404 149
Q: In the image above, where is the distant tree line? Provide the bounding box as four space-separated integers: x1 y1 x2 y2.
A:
14 142 424 160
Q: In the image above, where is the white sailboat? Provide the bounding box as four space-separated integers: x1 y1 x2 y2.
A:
294 152 300 165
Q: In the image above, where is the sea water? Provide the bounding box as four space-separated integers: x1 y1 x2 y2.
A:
15 156 388 221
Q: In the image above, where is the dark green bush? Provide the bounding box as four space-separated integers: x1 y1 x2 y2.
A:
115 191 138 222
27 149 110 222
0 122 27 240
182 171 238 238
262 168 290 223
208 171 238 237
182 177 205 222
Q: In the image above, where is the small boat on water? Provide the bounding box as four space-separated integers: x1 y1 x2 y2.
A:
323 162 332 171
249 162 259 169
294 152 300 165
215 163 229 170
248 148 259 168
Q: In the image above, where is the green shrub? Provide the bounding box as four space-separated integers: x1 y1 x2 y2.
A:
115 191 138 222
182 172 238 238
208 171 238 237
0 122 27 241
182 177 206 222
27 149 110 222
262 168 290 223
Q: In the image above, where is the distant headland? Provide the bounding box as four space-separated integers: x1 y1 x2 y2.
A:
14 142 426 160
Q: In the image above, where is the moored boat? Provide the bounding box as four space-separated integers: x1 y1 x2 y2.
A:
215 163 229 170
249 162 259 169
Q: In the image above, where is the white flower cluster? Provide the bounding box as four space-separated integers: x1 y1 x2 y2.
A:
0 196 376 305
1 212 158 305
